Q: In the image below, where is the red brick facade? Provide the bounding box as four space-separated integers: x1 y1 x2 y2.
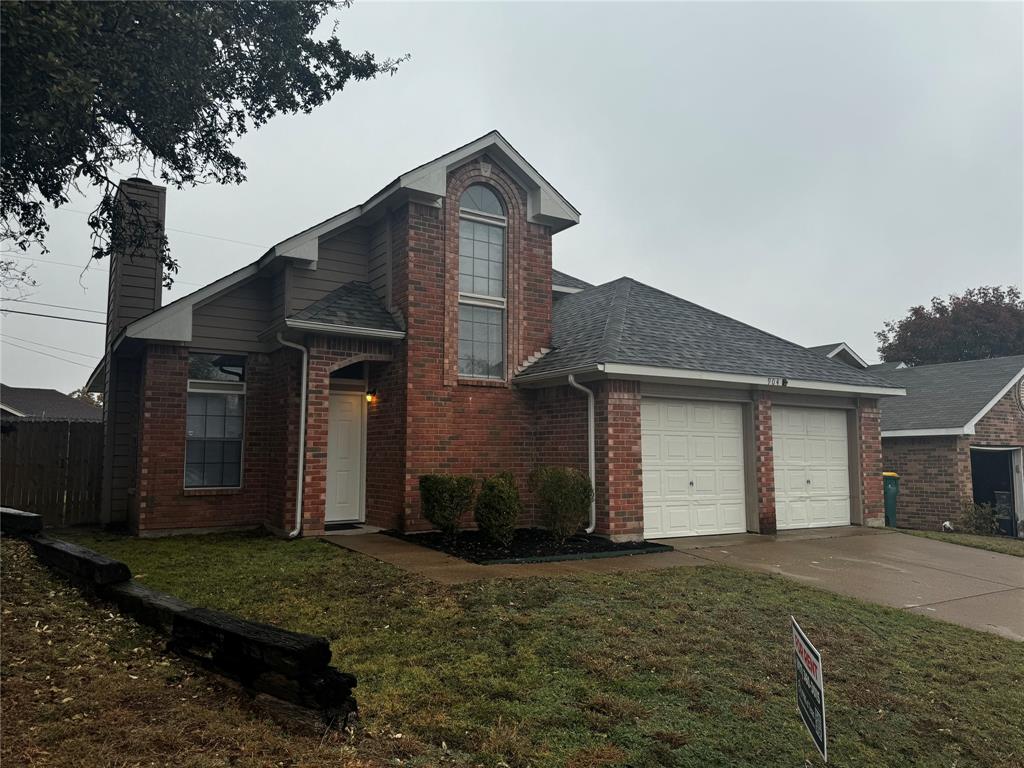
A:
857 399 884 525
115 154 892 539
883 385 1024 531
753 393 776 534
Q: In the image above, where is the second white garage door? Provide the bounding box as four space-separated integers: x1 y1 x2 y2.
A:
641 398 746 537
772 406 851 530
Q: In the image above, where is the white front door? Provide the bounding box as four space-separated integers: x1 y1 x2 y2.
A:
641 398 747 537
772 406 851 530
326 392 365 523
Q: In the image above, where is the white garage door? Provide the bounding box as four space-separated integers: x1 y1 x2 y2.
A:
641 399 746 537
772 406 851 530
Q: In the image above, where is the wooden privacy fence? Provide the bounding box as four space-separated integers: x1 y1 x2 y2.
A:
1 420 103 527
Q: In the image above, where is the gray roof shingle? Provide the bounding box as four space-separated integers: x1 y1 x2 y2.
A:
517 277 900 389
551 269 592 290
289 282 402 333
0 385 102 421
878 355 1024 432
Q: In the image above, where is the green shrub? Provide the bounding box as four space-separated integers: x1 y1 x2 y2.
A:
530 466 593 545
474 472 521 548
959 500 999 535
419 474 476 538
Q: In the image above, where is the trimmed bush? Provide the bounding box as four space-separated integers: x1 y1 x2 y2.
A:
419 474 476 538
530 466 593 545
959 500 999 535
474 472 521 548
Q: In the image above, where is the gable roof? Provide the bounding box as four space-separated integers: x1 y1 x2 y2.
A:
0 385 102 421
552 269 592 292
867 361 906 372
116 131 579 346
516 278 903 395
285 282 404 339
878 355 1024 436
807 342 869 369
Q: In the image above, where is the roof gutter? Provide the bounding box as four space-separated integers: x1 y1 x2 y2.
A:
276 332 308 539
567 375 597 534
283 318 406 340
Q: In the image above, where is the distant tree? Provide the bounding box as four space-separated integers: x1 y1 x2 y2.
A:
68 387 102 408
1 1 406 287
876 286 1024 365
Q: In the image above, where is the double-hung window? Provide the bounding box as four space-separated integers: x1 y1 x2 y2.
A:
458 184 506 379
185 353 245 488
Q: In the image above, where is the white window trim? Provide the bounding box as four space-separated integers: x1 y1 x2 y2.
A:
184 377 246 490
458 196 508 381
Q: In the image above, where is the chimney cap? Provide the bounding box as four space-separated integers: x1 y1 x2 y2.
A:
124 177 152 185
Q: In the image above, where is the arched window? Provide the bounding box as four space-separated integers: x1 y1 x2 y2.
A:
457 184 506 379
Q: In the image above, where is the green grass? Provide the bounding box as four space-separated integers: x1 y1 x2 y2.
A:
33 530 1024 767
898 529 1024 557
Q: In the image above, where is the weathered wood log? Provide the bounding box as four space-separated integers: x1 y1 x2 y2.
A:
171 606 334 677
25 535 131 585
100 580 191 632
0 507 43 535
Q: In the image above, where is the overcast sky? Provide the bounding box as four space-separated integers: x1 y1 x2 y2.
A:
2 1 1021 393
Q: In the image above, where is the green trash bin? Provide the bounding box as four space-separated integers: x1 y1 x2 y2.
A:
883 472 899 527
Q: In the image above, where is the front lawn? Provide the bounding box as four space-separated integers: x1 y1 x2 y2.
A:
15 530 1024 767
898 529 1024 557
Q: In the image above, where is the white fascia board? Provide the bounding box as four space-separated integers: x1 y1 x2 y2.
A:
123 263 260 343
599 363 907 397
284 318 406 340
0 403 27 417
268 132 581 265
826 343 868 369
882 427 971 437
515 362 906 397
964 366 1024 432
552 285 583 294
400 131 580 233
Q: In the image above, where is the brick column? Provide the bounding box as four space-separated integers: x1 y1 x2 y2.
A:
302 336 395 536
594 380 644 541
753 392 777 534
857 399 884 526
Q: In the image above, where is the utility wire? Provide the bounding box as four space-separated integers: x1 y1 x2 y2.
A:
0 332 99 360
0 309 105 325
1 338 94 368
57 207 270 249
1 252 204 287
2 298 106 315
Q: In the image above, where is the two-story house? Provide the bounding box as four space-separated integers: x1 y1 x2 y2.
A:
87 132 904 539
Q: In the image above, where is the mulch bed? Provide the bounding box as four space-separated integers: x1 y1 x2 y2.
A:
384 527 672 565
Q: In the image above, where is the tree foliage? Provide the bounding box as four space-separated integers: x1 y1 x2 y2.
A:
876 286 1024 365
1 1 405 285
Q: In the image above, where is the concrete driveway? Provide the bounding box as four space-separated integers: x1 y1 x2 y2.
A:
655 528 1024 641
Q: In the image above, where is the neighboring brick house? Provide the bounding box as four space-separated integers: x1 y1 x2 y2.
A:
88 132 903 538
876 356 1024 536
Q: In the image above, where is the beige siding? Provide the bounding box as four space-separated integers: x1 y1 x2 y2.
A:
191 276 273 353
107 181 164 347
287 227 370 314
368 217 390 308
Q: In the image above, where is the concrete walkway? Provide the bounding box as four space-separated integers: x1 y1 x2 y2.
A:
320 532 704 585
655 527 1024 641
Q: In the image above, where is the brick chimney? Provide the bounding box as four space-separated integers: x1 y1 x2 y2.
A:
106 178 166 347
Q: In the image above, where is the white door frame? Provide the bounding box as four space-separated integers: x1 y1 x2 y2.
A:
325 390 367 523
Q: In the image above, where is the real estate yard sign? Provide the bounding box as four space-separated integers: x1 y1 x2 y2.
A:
791 617 827 762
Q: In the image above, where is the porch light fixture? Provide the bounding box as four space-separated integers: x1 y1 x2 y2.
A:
365 389 377 404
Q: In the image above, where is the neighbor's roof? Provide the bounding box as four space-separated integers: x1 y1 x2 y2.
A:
867 361 907 372
287 282 403 336
0 385 102 421
878 355 1024 436
551 269 592 291
515 278 903 394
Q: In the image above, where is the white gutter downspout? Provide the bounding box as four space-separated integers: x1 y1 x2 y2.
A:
567 374 596 534
277 333 308 539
